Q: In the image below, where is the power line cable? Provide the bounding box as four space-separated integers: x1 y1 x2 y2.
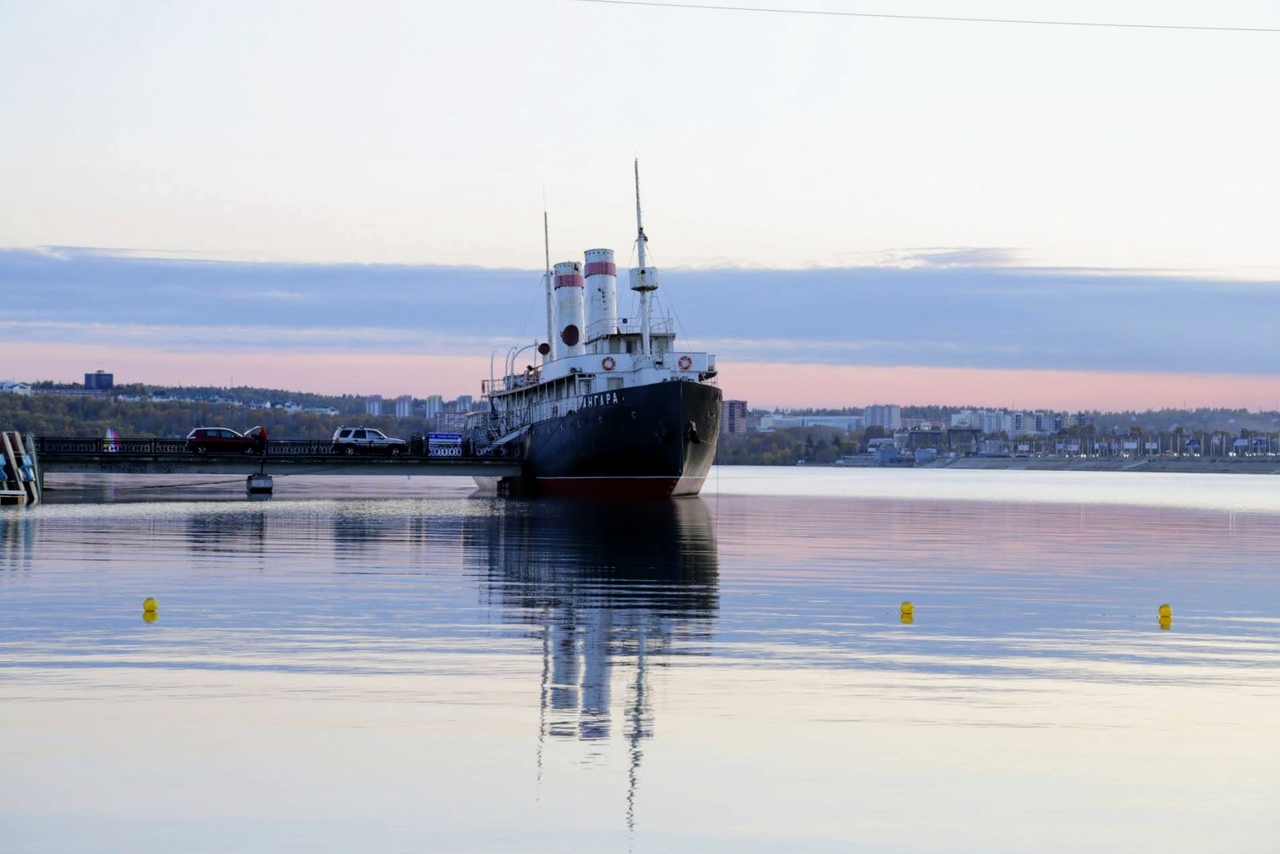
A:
571 0 1280 34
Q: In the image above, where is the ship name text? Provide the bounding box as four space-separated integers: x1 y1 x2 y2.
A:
581 391 620 409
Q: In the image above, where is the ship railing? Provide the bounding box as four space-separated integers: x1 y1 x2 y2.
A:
482 371 540 396
585 315 675 342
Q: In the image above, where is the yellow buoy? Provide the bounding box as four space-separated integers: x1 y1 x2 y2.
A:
142 611 158 624
1158 603 1172 618
900 613 914 625
142 597 158 613
1159 615 1172 631
900 601 914 616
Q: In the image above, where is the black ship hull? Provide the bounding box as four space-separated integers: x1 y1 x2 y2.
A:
502 380 721 498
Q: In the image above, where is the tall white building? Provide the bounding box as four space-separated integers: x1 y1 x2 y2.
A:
394 395 414 418
366 395 383 416
424 395 444 419
863 404 901 431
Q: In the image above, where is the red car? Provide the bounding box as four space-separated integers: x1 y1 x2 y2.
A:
186 426 268 454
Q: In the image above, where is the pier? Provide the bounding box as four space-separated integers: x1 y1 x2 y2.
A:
9 436 524 502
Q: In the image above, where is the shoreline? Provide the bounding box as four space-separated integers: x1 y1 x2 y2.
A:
866 455 1280 474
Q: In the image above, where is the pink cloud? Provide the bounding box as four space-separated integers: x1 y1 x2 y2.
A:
10 342 1280 412
718 362 1280 411
4 343 488 398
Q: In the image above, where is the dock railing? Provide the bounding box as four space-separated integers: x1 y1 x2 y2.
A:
32 436 523 460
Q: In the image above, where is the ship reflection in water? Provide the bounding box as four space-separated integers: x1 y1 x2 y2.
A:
466 498 718 826
6 472 1280 852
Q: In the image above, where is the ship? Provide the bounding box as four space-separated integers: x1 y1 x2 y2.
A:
467 162 722 498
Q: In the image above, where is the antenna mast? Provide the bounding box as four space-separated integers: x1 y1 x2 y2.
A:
631 159 657 357
543 210 556 361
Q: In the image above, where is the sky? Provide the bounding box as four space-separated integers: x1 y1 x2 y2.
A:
3 0 1280 410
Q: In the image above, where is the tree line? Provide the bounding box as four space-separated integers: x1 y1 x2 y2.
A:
715 426 869 466
0 394 434 441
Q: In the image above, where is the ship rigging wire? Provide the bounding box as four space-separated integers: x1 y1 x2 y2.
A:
571 0 1280 34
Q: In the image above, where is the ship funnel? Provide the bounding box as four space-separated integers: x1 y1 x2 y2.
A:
553 261 586 356
583 248 617 342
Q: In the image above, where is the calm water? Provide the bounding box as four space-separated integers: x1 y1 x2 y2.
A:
3 468 1279 853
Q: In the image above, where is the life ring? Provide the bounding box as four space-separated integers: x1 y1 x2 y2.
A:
678 355 693 371
602 356 616 371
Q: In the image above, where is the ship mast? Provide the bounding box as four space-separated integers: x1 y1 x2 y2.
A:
543 210 557 362
631 159 657 357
